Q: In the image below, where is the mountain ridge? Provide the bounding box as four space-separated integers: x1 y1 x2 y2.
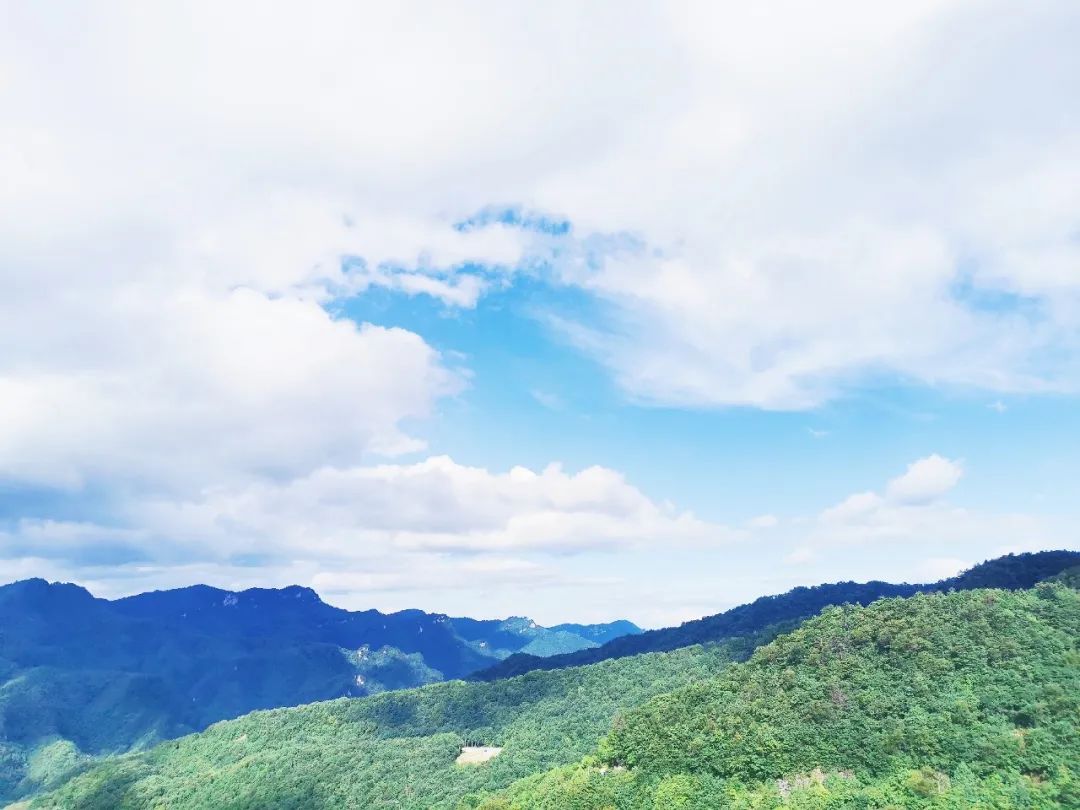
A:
472 550 1080 680
30 575 1080 809
0 578 639 802
2 550 1076 804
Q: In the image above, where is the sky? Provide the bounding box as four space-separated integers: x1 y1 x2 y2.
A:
1 1 1078 627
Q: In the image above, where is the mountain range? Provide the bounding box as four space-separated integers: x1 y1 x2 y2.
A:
22 550 1080 809
1 549 1077 806
0 579 637 802
472 549 1080 680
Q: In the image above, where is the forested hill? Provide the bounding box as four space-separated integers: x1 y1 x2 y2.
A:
32 581 1079 808
111 585 638 676
488 583 1080 808
472 550 1080 680
27 633 778 809
111 584 491 679
3 552 1075 804
0 580 637 802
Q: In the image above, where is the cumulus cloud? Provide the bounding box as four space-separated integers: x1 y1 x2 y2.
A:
2 3 1079 619
3 4 1078 447
129 455 719 557
532 2 1080 408
820 492 887 525
0 456 729 616
772 455 1072 586
0 289 463 490
796 454 1068 561
0 3 564 495
815 454 963 532
746 514 779 529
885 455 964 505
818 454 962 533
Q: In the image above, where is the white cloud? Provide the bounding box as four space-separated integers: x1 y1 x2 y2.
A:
2 3 1077 443
128 455 720 557
769 455 1075 588
0 286 463 490
917 556 970 581
784 546 817 565
746 514 779 529
0 455 731 621
816 454 963 534
821 491 887 524
818 454 962 535
804 455 1069 562
530 390 565 411
2 3 1079 621
531 2 1080 408
885 454 964 505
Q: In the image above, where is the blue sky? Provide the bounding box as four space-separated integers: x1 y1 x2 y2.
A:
346 269 1080 521
1 2 1078 626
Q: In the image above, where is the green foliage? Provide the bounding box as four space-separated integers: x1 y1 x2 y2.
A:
493 762 1077 809
518 631 599 658
1048 565 1080 589
490 585 1080 809
33 634 771 809
344 645 443 695
474 550 1080 681
608 586 1079 781
451 617 638 662
22 740 90 794
16 556 1080 808
0 578 638 801
0 742 27 797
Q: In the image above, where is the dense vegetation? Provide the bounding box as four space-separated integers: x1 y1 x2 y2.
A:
10 551 1078 807
474 550 1080 680
30 631 780 809
446 617 636 660
33 580 1080 809
112 585 638 676
485 583 1080 808
0 579 636 801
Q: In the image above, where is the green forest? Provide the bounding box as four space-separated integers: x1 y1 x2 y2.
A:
26 633 776 809
22 559 1079 809
0 578 640 801
491 583 1079 808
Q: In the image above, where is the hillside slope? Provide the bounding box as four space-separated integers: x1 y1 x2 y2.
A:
114 587 638 669
33 582 1079 809
474 550 1080 680
30 631 780 809
488 584 1080 808
0 580 636 802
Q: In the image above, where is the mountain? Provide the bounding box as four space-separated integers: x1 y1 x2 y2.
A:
472 550 1080 680
549 620 642 645
3 551 1073 804
0 580 370 802
489 583 1080 808
444 616 640 660
110 584 492 680
0 581 637 802
32 580 1079 809
26 630 780 810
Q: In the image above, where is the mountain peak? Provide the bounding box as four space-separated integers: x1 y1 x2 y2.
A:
0 577 95 602
232 584 324 605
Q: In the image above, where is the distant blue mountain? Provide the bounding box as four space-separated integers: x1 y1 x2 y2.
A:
0 577 639 799
471 550 1080 680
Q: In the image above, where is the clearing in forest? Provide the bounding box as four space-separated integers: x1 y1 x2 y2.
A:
456 746 503 765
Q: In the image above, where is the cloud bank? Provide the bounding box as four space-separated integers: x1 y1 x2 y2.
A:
2 2 1078 620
